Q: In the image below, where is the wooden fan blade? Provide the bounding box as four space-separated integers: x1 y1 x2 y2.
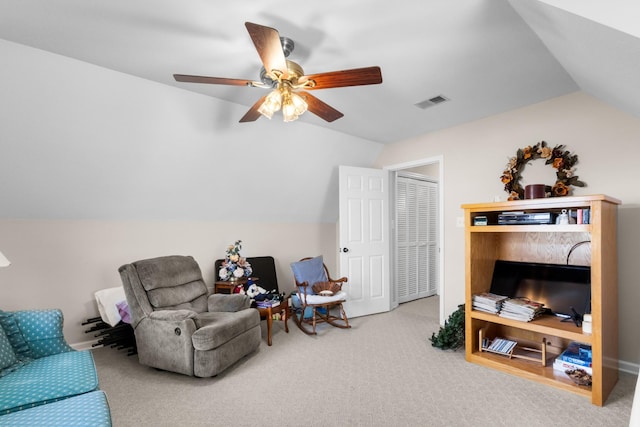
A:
245 22 288 79
174 74 254 86
239 95 267 123
301 92 344 122
301 66 382 90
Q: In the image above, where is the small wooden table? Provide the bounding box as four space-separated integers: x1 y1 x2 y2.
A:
214 278 247 294
256 299 289 346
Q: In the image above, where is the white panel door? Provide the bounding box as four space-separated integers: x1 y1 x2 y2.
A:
339 165 390 318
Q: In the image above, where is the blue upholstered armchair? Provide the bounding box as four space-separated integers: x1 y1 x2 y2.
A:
119 255 261 377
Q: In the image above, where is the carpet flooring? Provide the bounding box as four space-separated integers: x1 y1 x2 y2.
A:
92 297 637 426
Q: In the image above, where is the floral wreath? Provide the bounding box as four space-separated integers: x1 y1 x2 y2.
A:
500 141 585 201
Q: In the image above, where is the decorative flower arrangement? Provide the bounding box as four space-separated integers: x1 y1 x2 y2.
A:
500 141 585 201
218 240 252 281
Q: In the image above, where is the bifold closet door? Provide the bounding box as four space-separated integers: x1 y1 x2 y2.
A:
396 177 438 303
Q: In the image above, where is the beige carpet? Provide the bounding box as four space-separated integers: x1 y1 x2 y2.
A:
92 297 636 426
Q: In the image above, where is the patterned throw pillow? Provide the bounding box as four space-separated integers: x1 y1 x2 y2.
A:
0 310 31 360
0 326 18 375
12 310 72 358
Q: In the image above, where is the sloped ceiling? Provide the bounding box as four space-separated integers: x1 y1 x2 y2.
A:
0 0 583 144
0 1 638 222
509 0 640 118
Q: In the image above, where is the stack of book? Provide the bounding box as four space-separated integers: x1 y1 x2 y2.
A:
498 297 545 322
553 342 593 375
255 299 281 309
472 292 508 314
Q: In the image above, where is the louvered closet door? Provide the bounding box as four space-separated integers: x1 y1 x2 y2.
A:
396 176 438 303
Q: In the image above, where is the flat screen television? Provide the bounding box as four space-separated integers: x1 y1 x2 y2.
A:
489 260 591 318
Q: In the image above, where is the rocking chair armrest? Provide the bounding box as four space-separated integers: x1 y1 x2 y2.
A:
296 282 311 296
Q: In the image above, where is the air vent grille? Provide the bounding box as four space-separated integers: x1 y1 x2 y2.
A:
415 95 450 109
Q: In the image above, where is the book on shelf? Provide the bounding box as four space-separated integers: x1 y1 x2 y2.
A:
574 208 590 225
557 342 592 367
553 358 593 376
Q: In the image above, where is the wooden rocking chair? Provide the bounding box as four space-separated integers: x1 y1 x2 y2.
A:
290 256 351 335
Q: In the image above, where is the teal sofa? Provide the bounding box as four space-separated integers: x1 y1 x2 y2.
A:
0 309 111 426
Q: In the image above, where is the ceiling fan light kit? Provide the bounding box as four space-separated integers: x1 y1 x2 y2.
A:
258 80 308 122
258 61 309 122
173 22 382 123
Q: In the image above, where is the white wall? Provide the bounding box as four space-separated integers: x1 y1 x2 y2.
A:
0 38 382 223
374 91 640 369
0 219 336 345
0 39 379 346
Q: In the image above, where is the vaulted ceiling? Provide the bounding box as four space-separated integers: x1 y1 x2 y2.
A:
1 0 638 144
0 1 638 222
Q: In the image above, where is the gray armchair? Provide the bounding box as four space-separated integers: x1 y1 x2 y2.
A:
118 255 261 377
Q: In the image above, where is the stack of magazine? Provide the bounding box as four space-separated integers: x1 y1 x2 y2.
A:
255 299 281 309
498 297 546 322
472 292 508 314
484 337 517 355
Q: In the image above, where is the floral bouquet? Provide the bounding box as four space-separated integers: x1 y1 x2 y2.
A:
218 240 252 281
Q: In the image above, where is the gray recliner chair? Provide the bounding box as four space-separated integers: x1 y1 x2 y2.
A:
118 255 261 377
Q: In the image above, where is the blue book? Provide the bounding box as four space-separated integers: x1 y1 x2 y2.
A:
557 342 592 367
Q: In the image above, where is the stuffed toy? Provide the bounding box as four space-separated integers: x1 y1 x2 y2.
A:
246 283 268 299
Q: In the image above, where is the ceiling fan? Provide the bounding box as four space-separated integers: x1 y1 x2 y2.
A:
174 22 383 123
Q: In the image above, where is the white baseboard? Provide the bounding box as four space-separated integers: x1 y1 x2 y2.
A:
69 335 640 376
620 359 640 375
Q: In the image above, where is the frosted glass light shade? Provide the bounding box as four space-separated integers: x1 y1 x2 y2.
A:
258 89 283 119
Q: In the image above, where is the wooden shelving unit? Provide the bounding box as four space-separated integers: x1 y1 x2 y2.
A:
462 194 620 406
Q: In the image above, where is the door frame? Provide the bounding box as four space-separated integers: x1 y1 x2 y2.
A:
384 155 445 325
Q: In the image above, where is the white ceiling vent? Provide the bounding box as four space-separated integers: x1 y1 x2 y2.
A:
415 95 450 109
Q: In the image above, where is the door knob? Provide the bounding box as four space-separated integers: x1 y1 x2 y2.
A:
342 248 349 253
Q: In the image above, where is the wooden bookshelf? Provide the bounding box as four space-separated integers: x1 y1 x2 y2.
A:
462 194 620 406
